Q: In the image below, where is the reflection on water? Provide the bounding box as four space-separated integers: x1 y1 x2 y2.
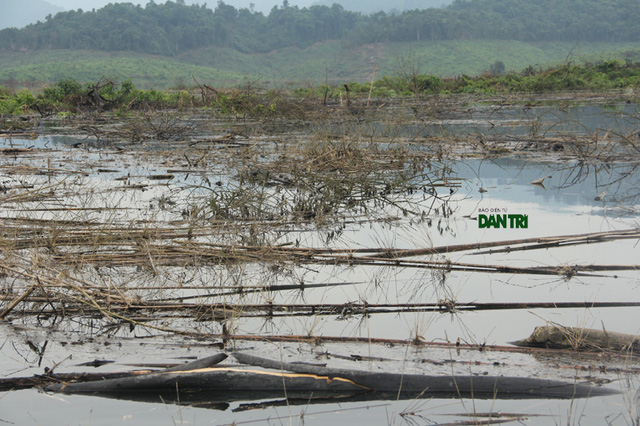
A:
457 157 640 214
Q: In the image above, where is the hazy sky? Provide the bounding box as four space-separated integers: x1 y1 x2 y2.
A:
47 0 317 14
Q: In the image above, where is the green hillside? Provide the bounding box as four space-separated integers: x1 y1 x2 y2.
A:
1 40 638 89
181 40 638 83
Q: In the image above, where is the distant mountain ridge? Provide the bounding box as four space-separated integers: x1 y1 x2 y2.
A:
0 0 64 30
311 0 451 13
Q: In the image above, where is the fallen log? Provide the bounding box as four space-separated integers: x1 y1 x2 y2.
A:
38 351 619 403
513 325 640 352
45 363 616 401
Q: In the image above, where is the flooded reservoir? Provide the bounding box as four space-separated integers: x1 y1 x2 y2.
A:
1 93 640 425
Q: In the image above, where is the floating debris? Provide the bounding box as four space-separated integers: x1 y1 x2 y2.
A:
530 175 552 187
595 191 607 201
513 324 640 352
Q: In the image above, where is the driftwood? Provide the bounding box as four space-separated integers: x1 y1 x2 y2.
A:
39 351 618 400
513 325 640 352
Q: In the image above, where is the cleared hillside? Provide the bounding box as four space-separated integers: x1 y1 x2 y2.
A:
1 40 638 89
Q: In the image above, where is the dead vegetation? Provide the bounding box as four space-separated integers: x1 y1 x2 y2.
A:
1 92 640 362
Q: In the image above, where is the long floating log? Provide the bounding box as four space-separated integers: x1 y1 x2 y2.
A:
45 355 617 400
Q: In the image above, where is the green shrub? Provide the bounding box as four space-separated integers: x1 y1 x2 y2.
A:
42 79 84 103
0 88 35 115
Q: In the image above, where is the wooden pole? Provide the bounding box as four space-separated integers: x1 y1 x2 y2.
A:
367 66 378 107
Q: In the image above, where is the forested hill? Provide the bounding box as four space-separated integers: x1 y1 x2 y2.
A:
0 0 638 57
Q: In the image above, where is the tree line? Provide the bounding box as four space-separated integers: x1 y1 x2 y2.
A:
0 0 638 56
